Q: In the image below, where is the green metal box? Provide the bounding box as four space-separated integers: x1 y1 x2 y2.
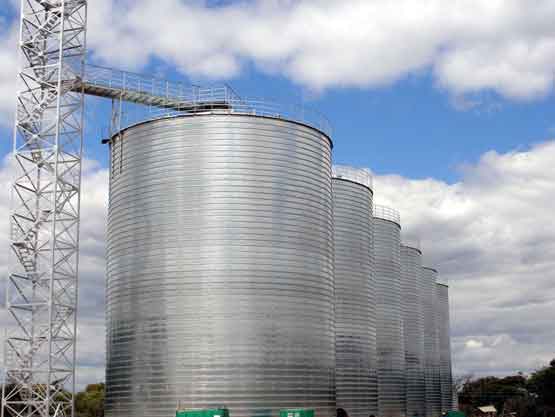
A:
280 409 314 417
176 409 229 417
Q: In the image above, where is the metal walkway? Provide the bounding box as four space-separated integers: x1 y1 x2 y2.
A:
75 64 332 137
77 64 236 112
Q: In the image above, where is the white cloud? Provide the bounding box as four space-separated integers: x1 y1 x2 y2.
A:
1 0 555 126
374 140 555 377
0 16 17 125
86 0 555 100
465 339 484 349
453 333 550 376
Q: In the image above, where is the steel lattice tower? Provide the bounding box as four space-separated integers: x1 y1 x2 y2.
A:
2 1 87 417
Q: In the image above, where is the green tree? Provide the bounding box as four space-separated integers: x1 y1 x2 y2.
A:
503 395 539 417
457 358 555 417
458 375 527 413
75 383 105 417
527 359 555 416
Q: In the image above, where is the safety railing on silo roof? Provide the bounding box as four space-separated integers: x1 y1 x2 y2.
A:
401 236 422 252
81 64 332 138
373 204 401 225
436 273 449 286
223 97 332 137
332 165 373 189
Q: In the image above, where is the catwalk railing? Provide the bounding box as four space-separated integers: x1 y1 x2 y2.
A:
374 204 401 225
332 165 373 189
78 64 332 137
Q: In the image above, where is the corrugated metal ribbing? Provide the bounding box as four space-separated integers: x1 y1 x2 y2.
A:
436 283 453 413
332 172 377 417
401 245 425 417
373 209 405 417
105 115 335 417
422 267 441 417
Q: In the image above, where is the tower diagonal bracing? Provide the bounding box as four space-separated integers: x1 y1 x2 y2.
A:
2 1 87 417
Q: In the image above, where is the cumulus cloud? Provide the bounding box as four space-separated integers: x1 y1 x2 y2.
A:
0 15 17 125
465 340 484 350
1 0 555 125
374 140 555 377
85 0 555 100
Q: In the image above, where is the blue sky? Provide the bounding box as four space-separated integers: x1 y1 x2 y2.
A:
2 39 555 183
1 0 555 383
208 67 555 182
3 60 554 183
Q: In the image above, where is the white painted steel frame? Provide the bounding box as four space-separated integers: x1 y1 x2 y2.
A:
2 1 87 417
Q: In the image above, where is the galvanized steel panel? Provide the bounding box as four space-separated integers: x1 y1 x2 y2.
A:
373 210 405 417
422 267 441 417
332 171 377 417
105 115 335 417
401 245 425 417
436 283 453 413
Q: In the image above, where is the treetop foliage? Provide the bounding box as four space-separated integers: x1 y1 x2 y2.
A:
458 357 555 417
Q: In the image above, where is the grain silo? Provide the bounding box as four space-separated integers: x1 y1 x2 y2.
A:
422 267 441 417
436 279 453 413
332 166 377 417
400 243 425 417
373 206 405 417
104 112 336 417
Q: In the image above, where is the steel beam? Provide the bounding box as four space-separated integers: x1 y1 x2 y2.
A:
2 1 87 417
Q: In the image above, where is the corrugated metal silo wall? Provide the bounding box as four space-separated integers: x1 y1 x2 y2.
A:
333 177 377 417
373 216 406 417
105 115 336 417
400 246 425 417
436 283 453 413
422 267 441 417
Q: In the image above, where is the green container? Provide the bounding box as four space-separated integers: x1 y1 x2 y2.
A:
446 412 465 417
176 409 229 417
280 409 314 417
